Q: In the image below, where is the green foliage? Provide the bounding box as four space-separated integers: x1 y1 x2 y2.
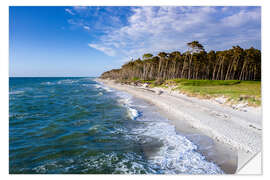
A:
142 53 153 60
173 80 261 106
187 41 205 53
169 79 241 86
132 77 140 81
100 41 261 82
141 80 155 83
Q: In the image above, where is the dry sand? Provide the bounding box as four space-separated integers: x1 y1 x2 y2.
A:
97 79 262 174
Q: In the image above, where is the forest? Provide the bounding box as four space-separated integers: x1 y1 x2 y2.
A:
100 41 261 81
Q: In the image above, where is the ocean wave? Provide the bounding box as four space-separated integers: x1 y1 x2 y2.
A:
130 119 223 174
114 91 140 120
82 84 92 87
10 112 28 119
113 90 223 174
41 82 55 85
9 90 24 95
127 107 140 120
33 161 63 173
10 78 223 174
94 82 114 92
82 152 154 174
57 79 78 85
93 84 102 89
88 125 100 132
98 92 103 96
32 152 153 174
102 86 114 92
41 79 78 85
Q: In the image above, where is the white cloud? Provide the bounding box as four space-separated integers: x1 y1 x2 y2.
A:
73 6 89 12
72 7 260 58
83 26 90 30
221 9 260 27
88 43 116 56
65 8 75 15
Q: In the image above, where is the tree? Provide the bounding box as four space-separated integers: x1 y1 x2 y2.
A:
187 41 205 79
100 42 261 81
142 53 153 60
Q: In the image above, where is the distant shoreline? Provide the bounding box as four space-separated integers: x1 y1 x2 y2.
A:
97 78 262 174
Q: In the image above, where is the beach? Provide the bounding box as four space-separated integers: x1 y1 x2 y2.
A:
97 78 262 173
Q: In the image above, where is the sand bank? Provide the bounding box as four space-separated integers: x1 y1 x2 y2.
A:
97 79 262 174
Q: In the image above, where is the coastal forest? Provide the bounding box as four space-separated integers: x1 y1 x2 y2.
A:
100 41 261 81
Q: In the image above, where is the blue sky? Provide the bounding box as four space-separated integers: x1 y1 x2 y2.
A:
9 6 261 77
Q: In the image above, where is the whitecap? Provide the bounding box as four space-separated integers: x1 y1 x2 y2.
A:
41 82 54 85
57 79 78 85
102 86 114 92
127 107 140 120
94 82 114 92
94 84 102 89
9 90 24 95
92 82 223 174
98 92 103 96
114 91 140 120
130 119 223 174
115 92 224 174
88 125 101 133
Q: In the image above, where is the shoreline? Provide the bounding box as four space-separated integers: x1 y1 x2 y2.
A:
97 78 262 174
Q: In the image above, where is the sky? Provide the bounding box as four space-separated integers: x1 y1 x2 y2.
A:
9 6 261 77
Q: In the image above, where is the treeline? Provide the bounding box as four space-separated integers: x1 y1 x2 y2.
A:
100 41 261 81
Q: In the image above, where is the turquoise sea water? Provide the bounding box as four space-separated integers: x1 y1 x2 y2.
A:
9 77 223 174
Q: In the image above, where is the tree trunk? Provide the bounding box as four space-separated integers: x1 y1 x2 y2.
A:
188 54 193 79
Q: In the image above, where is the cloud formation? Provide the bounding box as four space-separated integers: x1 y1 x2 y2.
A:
83 25 90 30
66 6 261 59
65 8 75 15
88 43 116 56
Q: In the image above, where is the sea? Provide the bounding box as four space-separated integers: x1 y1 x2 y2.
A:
9 77 223 174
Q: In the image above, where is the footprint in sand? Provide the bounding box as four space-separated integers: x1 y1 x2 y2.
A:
211 111 230 120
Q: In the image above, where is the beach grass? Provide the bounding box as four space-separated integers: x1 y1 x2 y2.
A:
118 78 261 106
163 79 261 106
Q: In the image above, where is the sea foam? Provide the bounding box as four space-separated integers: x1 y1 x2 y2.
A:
94 82 114 92
111 87 223 174
114 91 140 120
127 107 140 120
141 121 223 174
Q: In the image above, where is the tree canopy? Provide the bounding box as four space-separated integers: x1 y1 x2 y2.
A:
101 41 261 81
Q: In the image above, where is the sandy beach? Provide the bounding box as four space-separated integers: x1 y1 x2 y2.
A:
97 78 262 174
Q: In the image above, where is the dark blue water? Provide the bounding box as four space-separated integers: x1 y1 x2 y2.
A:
9 77 223 174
